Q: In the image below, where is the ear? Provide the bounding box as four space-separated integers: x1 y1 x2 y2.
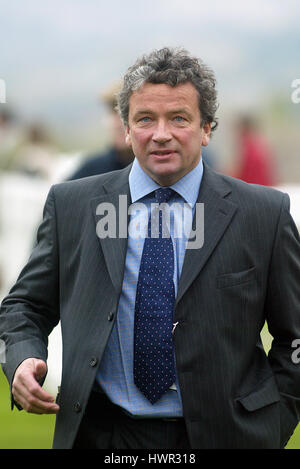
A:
201 123 211 147
125 126 132 147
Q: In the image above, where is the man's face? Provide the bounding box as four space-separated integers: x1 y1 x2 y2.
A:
125 82 211 186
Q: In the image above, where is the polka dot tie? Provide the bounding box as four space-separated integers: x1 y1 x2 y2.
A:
134 188 176 404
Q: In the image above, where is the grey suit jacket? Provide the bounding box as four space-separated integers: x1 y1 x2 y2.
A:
1 162 300 449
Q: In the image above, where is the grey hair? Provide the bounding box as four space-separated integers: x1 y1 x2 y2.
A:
116 47 219 132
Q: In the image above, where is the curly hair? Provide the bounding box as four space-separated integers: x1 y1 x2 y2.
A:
116 47 218 132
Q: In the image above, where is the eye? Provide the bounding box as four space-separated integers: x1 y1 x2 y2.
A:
173 116 185 122
138 116 152 123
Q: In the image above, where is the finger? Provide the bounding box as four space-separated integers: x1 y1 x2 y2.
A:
15 363 53 401
15 377 53 406
26 378 55 402
13 385 60 414
33 359 46 379
13 372 59 413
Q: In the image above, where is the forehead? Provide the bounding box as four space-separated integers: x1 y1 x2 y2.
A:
128 82 199 113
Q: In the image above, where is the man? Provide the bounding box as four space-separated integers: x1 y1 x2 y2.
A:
1 47 300 449
68 82 213 182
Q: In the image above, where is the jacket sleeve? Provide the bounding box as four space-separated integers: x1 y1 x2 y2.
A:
265 192 300 445
0 185 60 399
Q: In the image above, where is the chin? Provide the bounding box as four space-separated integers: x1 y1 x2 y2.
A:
149 167 181 186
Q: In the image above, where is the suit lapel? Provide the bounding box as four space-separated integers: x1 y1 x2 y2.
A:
176 163 238 306
90 166 132 297
90 162 237 304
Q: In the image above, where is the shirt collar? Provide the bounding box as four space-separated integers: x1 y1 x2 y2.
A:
129 157 203 208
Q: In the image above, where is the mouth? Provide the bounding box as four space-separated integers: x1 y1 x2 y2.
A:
150 150 176 158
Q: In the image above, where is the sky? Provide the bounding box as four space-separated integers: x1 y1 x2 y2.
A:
0 0 300 148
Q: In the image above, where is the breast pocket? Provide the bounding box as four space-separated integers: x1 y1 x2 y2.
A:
217 266 256 289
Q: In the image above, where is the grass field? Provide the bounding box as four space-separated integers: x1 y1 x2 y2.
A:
0 325 299 449
0 370 56 449
0 368 299 449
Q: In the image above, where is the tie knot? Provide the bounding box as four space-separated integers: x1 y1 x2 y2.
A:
154 188 174 204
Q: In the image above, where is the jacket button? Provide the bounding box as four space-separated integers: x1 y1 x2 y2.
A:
89 357 98 367
74 402 82 413
107 311 114 321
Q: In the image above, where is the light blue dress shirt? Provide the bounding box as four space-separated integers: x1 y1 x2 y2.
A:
96 157 203 417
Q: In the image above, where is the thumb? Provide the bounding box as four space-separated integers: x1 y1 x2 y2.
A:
33 359 47 382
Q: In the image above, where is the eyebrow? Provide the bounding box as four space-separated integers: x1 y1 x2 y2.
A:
169 108 193 119
133 109 155 118
132 108 193 119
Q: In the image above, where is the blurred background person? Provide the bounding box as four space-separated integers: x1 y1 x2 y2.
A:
68 82 134 180
10 123 58 181
230 114 278 186
0 109 23 171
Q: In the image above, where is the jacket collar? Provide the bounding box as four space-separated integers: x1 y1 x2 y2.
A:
91 162 237 303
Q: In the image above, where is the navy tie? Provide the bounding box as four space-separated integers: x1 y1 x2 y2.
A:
134 188 176 404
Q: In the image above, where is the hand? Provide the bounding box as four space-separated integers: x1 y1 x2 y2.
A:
12 358 60 414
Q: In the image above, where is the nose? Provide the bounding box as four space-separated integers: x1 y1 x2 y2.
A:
152 120 172 144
